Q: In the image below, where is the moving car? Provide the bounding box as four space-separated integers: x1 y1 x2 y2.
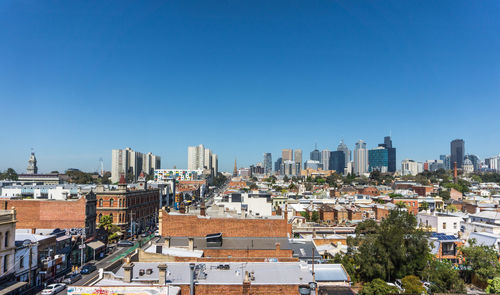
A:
62 272 82 284
80 263 97 274
117 240 134 247
41 283 66 295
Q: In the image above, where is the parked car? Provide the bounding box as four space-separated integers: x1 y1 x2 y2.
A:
80 263 97 274
117 240 134 247
154 230 160 237
41 283 66 295
62 272 82 284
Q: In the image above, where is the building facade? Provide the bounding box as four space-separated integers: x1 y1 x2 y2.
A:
329 151 345 174
321 149 330 171
294 149 302 175
337 140 350 170
353 140 368 175
450 139 465 169
112 148 161 183
0 210 16 286
263 153 272 175
187 144 217 175
368 147 388 172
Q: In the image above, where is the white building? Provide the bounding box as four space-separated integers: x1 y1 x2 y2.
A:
417 213 463 235
353 140 368 175
321 149 330 171
402 159 419 176
188 145 218 175
111 148 161 183
14 238 38 287
0 210 16 282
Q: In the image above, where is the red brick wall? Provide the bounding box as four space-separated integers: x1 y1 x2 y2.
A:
160 210 291 237
1 198 87 229
174 257 298 262
179 284 300 295
203 248 293 258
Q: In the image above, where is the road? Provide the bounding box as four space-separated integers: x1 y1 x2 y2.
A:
37 241 138 295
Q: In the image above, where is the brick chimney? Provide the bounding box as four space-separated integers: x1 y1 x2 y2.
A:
200 201 206 216
165 236 171 248
123 262 134 283
275 242 280 257
243 271 251 295
284 204 288 221
158 264 167 285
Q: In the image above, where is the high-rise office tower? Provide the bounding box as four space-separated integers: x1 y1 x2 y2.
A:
310 145 321 162
275 157 283 173
112 147 160 183
294 149 302 174
329 151 345 174
368 147 389 172
353 140 368 175
212 154 218 175
337 140 350 169
263 153 272 174
27 151 38 174
282 149 293 162
450 139 465 169
321 149 330 170
378 136 396 172
204 148 212 170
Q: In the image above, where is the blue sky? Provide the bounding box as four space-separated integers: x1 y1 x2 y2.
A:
0 1 499 173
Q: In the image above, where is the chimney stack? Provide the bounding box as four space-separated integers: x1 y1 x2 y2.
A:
454 162 458 181
123 262 134 283
275 242 281 257
200 201 206 216
165 236 171 248
188 238 194 251
243 271 251 295
158 264 167 285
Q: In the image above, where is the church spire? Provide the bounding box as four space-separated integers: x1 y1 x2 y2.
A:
233 158 238 177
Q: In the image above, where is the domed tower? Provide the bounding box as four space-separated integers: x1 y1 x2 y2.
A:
27 151 38 174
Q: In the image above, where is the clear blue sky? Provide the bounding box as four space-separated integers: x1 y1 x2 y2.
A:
0 1 499 173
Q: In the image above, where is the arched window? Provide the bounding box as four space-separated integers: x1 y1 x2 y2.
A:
109 213 113 222
98 213 102 222
110 199 114 207
119 199 122 207
99 199 103 207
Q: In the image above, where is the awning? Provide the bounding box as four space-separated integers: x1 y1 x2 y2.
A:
0 281 27 295
87 241 105 250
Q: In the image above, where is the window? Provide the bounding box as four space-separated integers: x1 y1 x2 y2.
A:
98 213 102 222
109 213 113 222
443 222 447 229
119 199 122 207
110 199 114 207
3 255 8 273
99 199 103 207
4 232 8 248
20 255 24 269
453 222 457 229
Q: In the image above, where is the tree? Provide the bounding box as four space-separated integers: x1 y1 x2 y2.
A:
359 278 399 295
99 215 114 231
305 182 313 191
300 211 310 221
460 240 500 282
355 210 430 282
401 275 426 294
248 183 258 190
420 201 429 212
283 175 290 182
439 189 451 201
214 172 228 187
311 211 320 223
447 204 457 212
369 170 382 184
421 260 465 293
486 277 500 294
0 168 18 180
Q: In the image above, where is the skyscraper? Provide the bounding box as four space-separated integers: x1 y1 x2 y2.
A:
294 149 302 174
112 147 160 183
275 157 283 173
450 139 465 169
321 149 330 170
337 140 350 169
188 144 218 174
310 145 321 162
329 151 345 174
353 140 368 175
282 149 293 162
378 136 396 172
263 153 272 174
368 147 389 172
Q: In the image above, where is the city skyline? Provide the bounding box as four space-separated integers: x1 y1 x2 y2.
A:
1 1 499 172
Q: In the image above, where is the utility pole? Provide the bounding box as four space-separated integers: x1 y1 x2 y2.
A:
129 212 136 237
28 243 32 287
80 234 85 268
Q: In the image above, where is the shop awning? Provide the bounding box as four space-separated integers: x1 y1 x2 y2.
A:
87 240 105 250
0 281 27 295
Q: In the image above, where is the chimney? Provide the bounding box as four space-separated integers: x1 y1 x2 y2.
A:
284 204 288 221
200 201 206 216
312 229 317 239
243 271 251 295
165 237 171 248
179 202 186 214
158 264 167 285
188 238 194 251
275 242 280 257
123 262 134 283
454 162 458 181
31 228 36 234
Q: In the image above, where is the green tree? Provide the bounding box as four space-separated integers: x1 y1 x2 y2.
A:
0 168 18 180
359 278 399 295
311 211 320 223
401 275 426 294
283 175 289 182
305 182 313 191
421 260 465 293
439 189 451 201
486 277 500 294
300 211 310 222
420 201 429 212
355 210 430 282
460 240 500 282
248 183 258 190
369 170 382 184
214 172 228 187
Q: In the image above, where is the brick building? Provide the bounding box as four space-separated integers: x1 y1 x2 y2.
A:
95 176 159 235
0 192 96 236
159 209 291 238
391 198 419 215
319 205 335 224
